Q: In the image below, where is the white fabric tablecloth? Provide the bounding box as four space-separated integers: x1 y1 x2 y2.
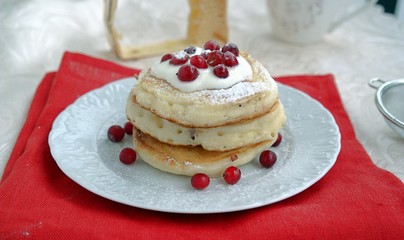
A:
0 0 403 181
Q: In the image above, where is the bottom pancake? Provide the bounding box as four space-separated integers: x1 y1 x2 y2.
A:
132 127 275 177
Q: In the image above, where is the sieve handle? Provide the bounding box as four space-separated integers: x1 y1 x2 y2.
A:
368 78 385 89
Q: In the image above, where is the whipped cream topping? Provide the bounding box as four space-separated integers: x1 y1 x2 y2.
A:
150 47 253 92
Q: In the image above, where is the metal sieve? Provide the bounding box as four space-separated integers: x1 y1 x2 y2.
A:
368 78 404 138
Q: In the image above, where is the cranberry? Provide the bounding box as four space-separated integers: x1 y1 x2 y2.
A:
160 53 173 62
223 166 241 185
124 121 133 135
169 53 189 65
203 40 220 51
259 150 277 168
177 64 199 82
222 43 239 56
223 52 239 67
206 50 224 67
107 125 125 142
119 148 137 165
272 133 282 147
200 51 209 60
190 55 208 69
184 46 196 54
213 64 229 78
191 173 210 190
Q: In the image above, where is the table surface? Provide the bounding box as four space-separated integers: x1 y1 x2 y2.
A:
0 0 403 182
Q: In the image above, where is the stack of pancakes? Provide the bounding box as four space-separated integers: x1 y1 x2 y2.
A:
126 53 286 177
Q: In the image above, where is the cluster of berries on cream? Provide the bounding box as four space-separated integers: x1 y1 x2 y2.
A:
150 40 252 92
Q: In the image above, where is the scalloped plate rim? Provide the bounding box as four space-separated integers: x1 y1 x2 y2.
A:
49 77 341 214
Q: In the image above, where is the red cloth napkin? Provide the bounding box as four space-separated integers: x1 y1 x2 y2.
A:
1 52 403 239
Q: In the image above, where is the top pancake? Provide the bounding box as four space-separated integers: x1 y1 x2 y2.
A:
131 52 279 128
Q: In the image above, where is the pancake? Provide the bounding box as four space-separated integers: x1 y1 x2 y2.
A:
126 95 286 151
125 42 286 177
132 127 274 177
132 52 279 128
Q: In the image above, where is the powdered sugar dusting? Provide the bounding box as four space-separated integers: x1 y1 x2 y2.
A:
190 81 274 104
149 76 276 105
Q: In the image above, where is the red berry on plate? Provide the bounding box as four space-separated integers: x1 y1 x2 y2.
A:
222 43 239 56
190 55 208 69
184 46 197 54
107 125 125 142
191 173 210 190
124 121 133 135
161 53 173 62
259 150 277 168
203 40 220 51
223 52 239 67
169 53 189 65
213 64 229 78
272 133 282 147
177 64 199 82
119 147 137 165
223 166 241 185
207 50 224 67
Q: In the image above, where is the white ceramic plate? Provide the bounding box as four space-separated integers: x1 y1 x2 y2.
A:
49 78 341 214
